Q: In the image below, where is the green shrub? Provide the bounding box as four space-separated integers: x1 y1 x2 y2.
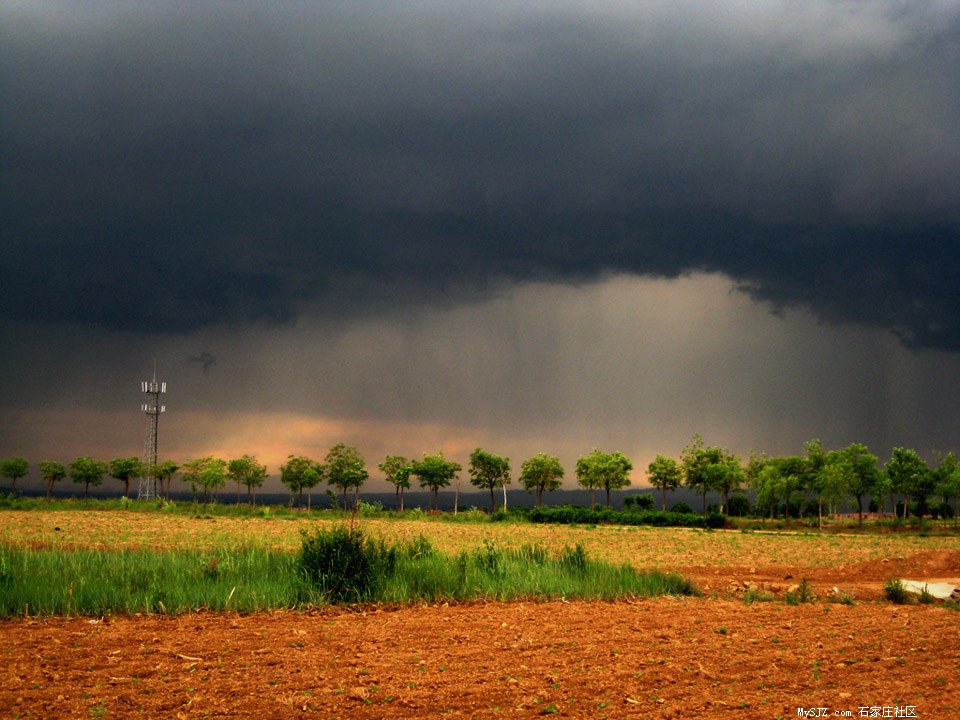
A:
623 494 655 512
883 578 913 605
526 505 709 528
298 525 397 603
356 500 386 517
705 512 727 529
670 501 694 514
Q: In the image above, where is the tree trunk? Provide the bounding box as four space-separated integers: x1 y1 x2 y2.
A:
661 487 667 511
124 479 130 498
502 482 507 510
354 484 360 511
396 486 401 511
857 497 863 526
818 497 823 529
489 487 496 512
399 487 404 512
605 486 611 509
47 481 53 502
536 487 542 506
589 488 595 508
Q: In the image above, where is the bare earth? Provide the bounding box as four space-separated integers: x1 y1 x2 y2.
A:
3 597 959 719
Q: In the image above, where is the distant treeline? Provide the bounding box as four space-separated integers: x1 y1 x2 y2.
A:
2 435 959 524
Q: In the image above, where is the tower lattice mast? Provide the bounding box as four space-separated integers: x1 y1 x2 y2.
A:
137 364 167 500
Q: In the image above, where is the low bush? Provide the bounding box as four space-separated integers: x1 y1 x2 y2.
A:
883 578 913 605
526 505 711 528
298 525 396 603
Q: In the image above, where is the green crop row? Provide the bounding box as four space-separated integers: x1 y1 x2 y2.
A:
0 528 697 616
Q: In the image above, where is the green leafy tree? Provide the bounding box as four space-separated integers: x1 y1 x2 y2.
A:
755 462 783 520
575 449 632 508
933 452 960 528
709 454 744 516
69 456 107 500
412 451 461 510
834 443 880 526
0 457 29 490
379 455 413 511
39 460 66 502
325 443 369 511
519 453 564 506
773 455 806 522
681 435 711 513
681 436 739 514
745 451 776 519
228 454 267 504
885 447 931 519
468 448 511 512
181 456 228 503
109 456 143 498
816 458 851 522
280 455 322 508
154 460 180 501
803 439 830 526
646 455 682 511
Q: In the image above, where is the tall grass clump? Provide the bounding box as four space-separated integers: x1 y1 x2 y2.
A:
297 524 396 602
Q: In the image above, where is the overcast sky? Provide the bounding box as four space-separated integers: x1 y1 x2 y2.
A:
2 1 958 493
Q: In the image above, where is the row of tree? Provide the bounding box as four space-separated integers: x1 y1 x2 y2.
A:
3 437 959 525
645 436 960 526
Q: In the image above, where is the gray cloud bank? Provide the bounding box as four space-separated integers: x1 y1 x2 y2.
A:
2 2 959 348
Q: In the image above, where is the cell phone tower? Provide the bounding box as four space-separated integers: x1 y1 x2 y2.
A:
137 363 167 500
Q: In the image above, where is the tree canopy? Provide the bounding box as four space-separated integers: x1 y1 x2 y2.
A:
38 460 66 501
412 452 461 510
519 453 564 506
646 455 682 511
885 447 931 519
379 455 413 511
109 456 143 498
325 443 369 510
681 435 740 513
468 448 511 511
575 449 632 508
0 456 29 489
280 454 322 508
228 454 268 504
181 456 228 503
69 456 107 499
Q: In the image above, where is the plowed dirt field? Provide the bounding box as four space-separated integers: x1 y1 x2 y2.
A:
3 598 959 719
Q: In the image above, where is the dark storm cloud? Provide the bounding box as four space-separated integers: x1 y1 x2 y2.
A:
2 2 958 346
